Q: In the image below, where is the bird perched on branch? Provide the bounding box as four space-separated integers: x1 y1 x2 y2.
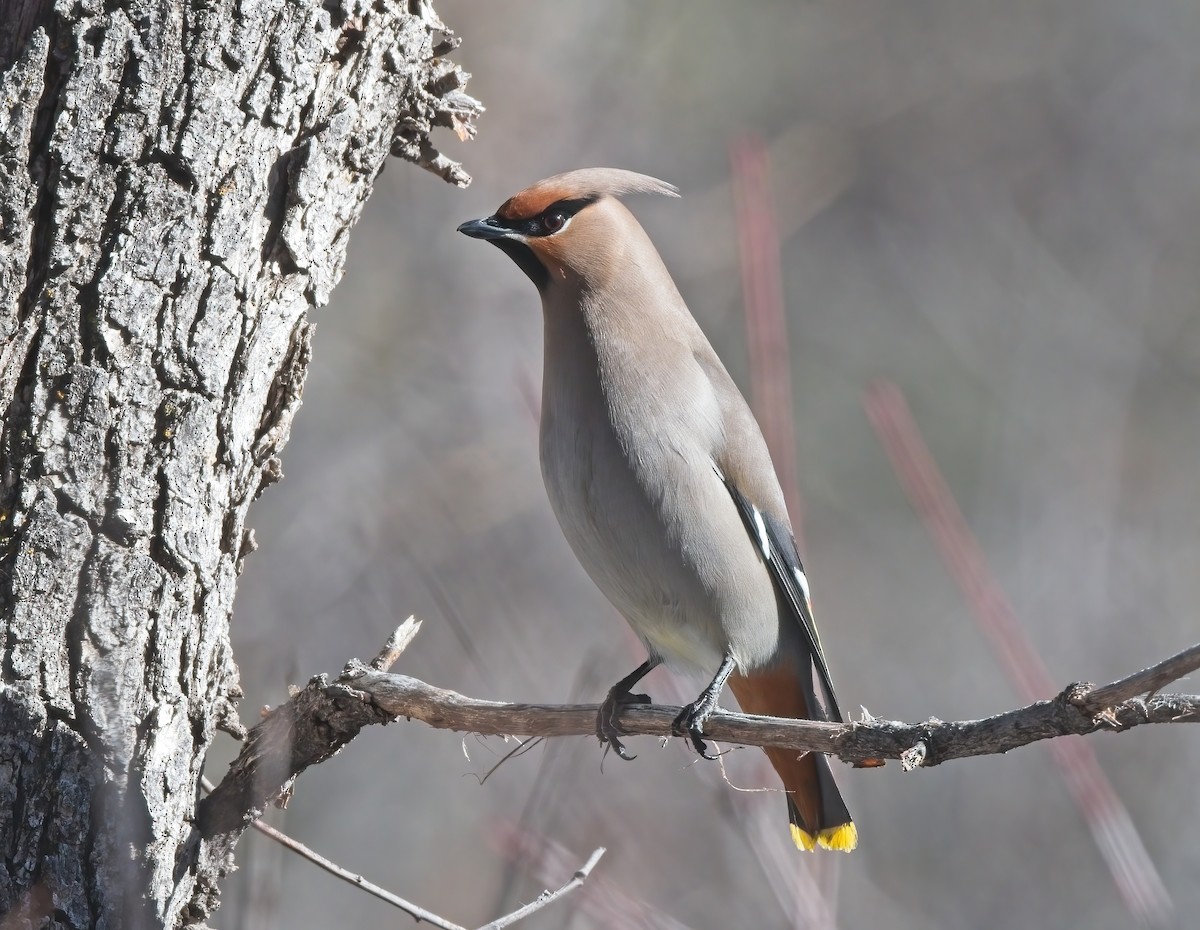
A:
458 168 856 851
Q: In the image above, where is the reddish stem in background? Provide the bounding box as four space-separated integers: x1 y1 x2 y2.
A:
864 379 1172 925
732 135 839 926
731 135 805 550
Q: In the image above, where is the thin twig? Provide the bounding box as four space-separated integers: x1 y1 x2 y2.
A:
475 736 545 786
201 777 464 930
494 822 696 930
476 847 606 930
201 775 603 930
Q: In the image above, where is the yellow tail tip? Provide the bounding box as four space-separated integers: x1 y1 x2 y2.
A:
819 822 859 851
790 822 858 852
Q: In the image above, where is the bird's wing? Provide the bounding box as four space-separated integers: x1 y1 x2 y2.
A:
714 466 843 723
687 341 843 722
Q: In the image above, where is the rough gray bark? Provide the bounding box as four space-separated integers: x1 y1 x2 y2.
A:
0 1 480 927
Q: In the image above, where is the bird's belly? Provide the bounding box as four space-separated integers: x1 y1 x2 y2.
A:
540 415 780 676
547 475 727 673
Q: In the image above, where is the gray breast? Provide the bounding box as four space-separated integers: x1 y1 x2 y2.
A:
537 322 785 675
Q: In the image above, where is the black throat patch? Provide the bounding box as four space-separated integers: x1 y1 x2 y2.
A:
492 238 549 291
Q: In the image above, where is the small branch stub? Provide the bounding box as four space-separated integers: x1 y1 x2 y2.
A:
900 740 927 772
370 616 423 671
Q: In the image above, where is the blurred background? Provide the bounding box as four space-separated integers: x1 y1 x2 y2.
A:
210 1 1200 927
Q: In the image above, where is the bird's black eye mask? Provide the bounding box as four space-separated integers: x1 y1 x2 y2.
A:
502 197 596 237
460 197 598 291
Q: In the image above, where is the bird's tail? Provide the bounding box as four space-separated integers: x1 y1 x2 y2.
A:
729 665 857 852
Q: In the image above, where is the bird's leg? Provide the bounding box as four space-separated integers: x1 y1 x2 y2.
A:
597 657 661 761
672 654 737 760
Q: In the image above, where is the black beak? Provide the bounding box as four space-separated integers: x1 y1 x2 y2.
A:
457 216 512 240
457 214 547 290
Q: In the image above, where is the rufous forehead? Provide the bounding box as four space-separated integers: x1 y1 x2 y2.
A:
495 183 576 222
492 168 678 222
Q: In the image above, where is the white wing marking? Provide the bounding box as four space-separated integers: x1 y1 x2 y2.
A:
751 506 771 561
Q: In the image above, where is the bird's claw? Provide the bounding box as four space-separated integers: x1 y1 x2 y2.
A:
672 695 721 760
597 689 652 761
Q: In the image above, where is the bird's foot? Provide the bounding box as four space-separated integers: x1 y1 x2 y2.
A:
672 691 722 760
597 687 652 761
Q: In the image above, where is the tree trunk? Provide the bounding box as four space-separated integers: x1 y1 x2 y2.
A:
0 1 479 926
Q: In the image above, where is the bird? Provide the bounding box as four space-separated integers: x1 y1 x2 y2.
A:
458 168 856 851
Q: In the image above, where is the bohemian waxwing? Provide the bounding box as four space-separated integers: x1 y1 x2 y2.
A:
458 168 856 851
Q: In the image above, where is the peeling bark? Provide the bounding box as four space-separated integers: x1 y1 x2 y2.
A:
0 1 480 926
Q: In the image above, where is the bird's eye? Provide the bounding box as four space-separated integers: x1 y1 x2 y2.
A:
542 212 566 234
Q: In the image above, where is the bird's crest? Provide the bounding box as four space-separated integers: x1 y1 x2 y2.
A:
496 168 679 222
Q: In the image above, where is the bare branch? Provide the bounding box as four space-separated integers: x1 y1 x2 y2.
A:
345 642 1200 767
200 630 1199 906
